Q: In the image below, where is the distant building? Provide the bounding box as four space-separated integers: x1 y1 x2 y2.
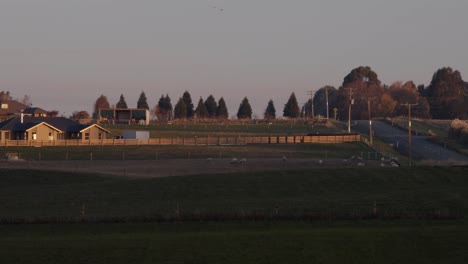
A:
23 107 48 117
98 108 150 125
0 100 28 121
0 115 110 141
123 131 150 139
0 100 51 121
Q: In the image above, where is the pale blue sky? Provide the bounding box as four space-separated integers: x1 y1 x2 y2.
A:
1 0 467 117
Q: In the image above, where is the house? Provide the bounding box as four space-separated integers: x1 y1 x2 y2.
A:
98 108 150 125
0 100 52 121
0 115 110 142
23 107 49 117
0 100 29 121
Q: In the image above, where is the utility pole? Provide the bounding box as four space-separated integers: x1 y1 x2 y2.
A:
325 87 329 119
307 90 315 119
401 102 418 167
345 87 353 133
362 97 375 145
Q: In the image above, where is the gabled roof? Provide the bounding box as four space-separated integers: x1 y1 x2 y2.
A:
0 100 28 115
24 122 62 132
0 116 90 133
23 107 48 115
80 124 110 133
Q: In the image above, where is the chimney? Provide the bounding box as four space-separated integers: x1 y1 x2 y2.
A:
21 112 24 124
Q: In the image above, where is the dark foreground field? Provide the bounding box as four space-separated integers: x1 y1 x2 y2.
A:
1 221 468 264
1 167 468 263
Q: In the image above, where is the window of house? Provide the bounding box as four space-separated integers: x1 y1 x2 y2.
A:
32 132 37 140
5 132 9 140
48 132 53 141
98 133 102 139
85 133 90 140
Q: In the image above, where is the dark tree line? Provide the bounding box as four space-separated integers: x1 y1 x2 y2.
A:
89 66 468 122
173 91 229 120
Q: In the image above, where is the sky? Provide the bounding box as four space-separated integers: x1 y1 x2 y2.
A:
1 0 467 117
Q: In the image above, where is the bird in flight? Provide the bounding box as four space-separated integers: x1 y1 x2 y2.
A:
212 6 223 12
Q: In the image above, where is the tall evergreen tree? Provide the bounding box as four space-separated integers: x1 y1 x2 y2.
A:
173 97 187 119
204 95 217 118
182 91 194 118
156 94 173 121
137 91 149 110
216 97 229 119
237 97 252 119
283 92 300 118
116 94 128 109
264 99 276 120
93 94 110 118
195 97 208 119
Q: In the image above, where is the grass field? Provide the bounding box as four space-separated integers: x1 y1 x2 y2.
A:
1 167 468 263
1 167 467 221
1 221 468 264
0 142 377 161
386 118 468 155
103 120 341 138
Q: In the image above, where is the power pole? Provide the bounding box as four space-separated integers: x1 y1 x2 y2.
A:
362 97 375 145
325 87 329 119
345 87 353 133
401 102 418 167
307 90 315 119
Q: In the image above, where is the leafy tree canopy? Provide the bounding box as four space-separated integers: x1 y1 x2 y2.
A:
424 67 468 119
343 66 381 87
93 94 110 118
312 86 337 118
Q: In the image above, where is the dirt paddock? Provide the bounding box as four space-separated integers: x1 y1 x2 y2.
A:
2 158 389 178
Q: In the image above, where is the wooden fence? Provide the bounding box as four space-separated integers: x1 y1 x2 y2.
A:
0 134 361 147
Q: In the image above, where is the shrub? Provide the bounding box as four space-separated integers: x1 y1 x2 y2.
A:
448 119 468 144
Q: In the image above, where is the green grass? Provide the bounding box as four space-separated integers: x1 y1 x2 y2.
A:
1 167 468 221
1 221 468 264
103 121 340 137
389 118 450 138
2 167 468 263
387 118 468 155
0 142 374 161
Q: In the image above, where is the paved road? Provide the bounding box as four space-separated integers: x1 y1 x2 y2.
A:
353 120 468 162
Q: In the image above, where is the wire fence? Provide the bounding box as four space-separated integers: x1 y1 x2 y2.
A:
0 134 361 147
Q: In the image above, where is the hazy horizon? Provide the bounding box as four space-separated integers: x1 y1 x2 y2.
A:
1 0 467 117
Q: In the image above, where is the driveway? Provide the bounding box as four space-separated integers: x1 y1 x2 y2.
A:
353 120 468 162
